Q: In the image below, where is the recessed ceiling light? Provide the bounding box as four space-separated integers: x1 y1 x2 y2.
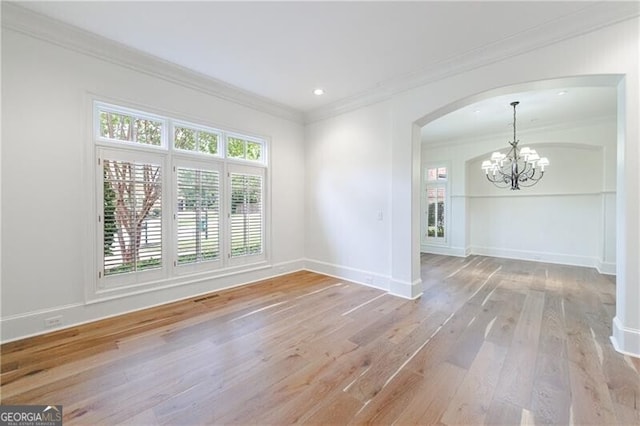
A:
313 88 325 96
558 90 568 96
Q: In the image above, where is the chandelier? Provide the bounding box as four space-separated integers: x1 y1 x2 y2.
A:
481 101 549 190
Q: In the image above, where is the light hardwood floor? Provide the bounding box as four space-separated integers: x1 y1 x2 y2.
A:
2 255 639 425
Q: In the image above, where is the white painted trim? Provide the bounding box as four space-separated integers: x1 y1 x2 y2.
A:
1 259 421 342
470 246 599 269
0 259 305 344
596 260 617 276
420 245 468 257
611 316 640 358
1 3 303 123
389 278 423 300
3 3 637 125
303 259 390 292
305 3 640 123
302 259 423 299
466 191 615 199
421 245 616 275
421 162 451 247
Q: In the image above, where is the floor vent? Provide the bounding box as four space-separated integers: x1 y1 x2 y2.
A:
194 294 220 303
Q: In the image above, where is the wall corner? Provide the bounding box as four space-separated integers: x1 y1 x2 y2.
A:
611 316 640 358
388 278 423 300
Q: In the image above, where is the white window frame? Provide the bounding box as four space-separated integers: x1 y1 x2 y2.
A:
173 158 224 276
89 99 269 301
227 164 267 267
97 147 170 290
95 101 169 150
423 164 450 246
225 132 267 164
172 120 223 158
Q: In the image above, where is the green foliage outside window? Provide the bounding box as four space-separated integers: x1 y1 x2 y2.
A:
99 111 161 146
175 126 219 155
227 136 262 161
175 127 196 151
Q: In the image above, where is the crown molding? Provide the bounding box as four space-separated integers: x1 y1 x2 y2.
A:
1 2 304 124
304 2 640 124
422 114 617 149
3 2 637 126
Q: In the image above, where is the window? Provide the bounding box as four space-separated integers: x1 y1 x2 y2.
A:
98 106 164 146
99 148 167 288
226 134 264 162
424 166 448 243
174 124 221 156
103 159 163 275
176 165 221 265
426 186 446 238
94 101 267 295
427 166 447 182
229 168 264 259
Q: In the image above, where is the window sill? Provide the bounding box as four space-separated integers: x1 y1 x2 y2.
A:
87 260 270 304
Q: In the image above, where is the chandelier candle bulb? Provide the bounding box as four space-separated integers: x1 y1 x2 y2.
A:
538 157 550 171
480 101 549 190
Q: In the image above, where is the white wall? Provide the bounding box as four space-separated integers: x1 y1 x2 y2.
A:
391 18 639 355
306 17 639 355
421 119 617 273
2 9 639 356
305 101 392 290
1 23 305 341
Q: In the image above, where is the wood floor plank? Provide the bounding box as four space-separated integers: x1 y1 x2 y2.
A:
484 397 523 426
492 289 545 408
2 259 638 425
392 361 468 425
348 369 424 424
446 299 499 370
301 392 363 425
530 353 571 424
441 341 508 425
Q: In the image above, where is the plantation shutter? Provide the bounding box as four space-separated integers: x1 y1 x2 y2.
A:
230 172 263 258
176 167 220 264
102 159 162 276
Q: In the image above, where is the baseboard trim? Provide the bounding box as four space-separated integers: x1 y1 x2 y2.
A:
389 278 423 300
303 259 390 292
0 259 305 344
420 245 467 257
596 260 617 275
469 246 613 271
303 259 426 300
611 316 640 358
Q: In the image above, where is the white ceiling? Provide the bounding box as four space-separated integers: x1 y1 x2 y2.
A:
421 86 617 144
9 1 635 131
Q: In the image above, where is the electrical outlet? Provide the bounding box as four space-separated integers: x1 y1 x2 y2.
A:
44 315 63 328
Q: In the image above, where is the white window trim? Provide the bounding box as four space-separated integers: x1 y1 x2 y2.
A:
226 164 267 267
422 164 451 247
87 98 270 302
172 120 224 158
94 101 169 150
225 131 268 165
173 158 224 276
97 148 170 290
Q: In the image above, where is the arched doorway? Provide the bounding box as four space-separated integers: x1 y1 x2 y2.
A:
412 75 634 355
